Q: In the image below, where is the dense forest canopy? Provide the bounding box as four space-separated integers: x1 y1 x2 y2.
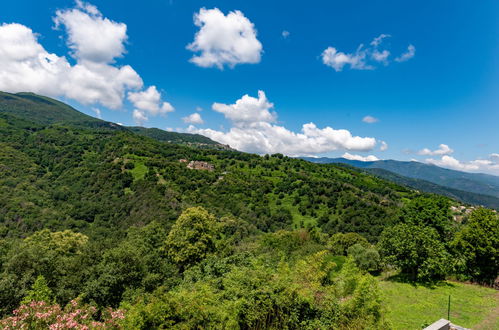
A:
0 94 497 329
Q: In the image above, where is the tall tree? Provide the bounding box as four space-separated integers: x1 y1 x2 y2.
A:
165 207 218 271
451 208 499 284
378 223 450 281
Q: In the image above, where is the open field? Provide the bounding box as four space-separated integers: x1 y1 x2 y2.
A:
379 279 499 329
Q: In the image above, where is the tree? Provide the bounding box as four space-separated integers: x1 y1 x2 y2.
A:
0 229 90 314
378 223 450 281
347 244 381 272
451 208 499 284
165 207 218 270
328 232 369 256
399 196 453 240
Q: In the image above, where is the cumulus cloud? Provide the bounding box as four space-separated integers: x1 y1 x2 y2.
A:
380 141 388 151
418 144 453 156
187 91 377 156
54 0 127 63
395 44 416 62
490 153 499 160
342 153 379 162
182 113 204 124
426 155 499 175
128 86 174 124
212 90 276 124
0 1 145 110
187 8 263 69
322 34 414 71
362 115 379 124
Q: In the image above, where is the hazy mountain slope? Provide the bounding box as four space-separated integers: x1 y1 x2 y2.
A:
364 168 499 210
303 157 499 199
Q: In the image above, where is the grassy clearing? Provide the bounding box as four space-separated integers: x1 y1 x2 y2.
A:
379 279 498 329
130 161 148 181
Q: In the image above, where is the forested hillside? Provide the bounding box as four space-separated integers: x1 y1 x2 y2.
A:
0 91 228 149
304 157 499 209
0 95 497 329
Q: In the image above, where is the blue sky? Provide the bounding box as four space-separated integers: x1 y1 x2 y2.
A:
1 0 499 174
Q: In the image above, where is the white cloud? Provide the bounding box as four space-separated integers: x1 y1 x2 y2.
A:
395 44 416 62
54 0 127 63
490 153 499 160
282 30 290 39
362 115 379 124
322 34 414 71
212 90 276 125
370 34 391 47
418 144 453 156
128 86 174 124
182 113 204 124
321 45 371 72
372 49 390 63
132 109 148 126
0 2 144 110
426 155 499 175
187 91 377 156
91 107 102 119
195 106 203 112
342 153 379 162
128 86 174 116
187 8 262 69
380 141 388 151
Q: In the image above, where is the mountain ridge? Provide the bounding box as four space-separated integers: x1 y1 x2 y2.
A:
302 157 499 209
0 91 228 150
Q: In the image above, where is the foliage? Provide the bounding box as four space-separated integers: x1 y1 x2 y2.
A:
0 229 90 314
165 207 218 270
347 243 381 272
21 275 54 305
451 208 499 284
378 223 450 281
399 196 454 240
122 251 387 329
327 232 369 256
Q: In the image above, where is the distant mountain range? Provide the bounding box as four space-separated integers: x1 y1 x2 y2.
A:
0 91 229 150
302 157 499 210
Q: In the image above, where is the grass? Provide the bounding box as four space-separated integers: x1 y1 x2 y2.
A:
124 154 149 182
379 278 499 329
130 161 148 181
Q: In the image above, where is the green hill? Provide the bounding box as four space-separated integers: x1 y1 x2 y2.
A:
0 109 408 241
0 91 226 149
0 91 98 125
